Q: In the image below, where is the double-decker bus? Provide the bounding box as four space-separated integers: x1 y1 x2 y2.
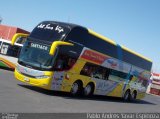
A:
11 21 152 101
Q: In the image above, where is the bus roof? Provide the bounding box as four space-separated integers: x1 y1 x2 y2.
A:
49 21 152 63
30 21 152 64
41 21 82 30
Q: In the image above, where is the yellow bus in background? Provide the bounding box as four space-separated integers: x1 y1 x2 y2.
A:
11 21 152 101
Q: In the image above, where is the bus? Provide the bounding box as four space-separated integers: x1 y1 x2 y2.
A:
147 73 160 96
11 21 152 101
0 38 22 57
0 37 27 70
0 24 29 58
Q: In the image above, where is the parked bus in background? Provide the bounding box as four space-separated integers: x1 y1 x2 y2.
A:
11 21 152 101
147 73 160 96
0 37 26 57
0 24 29 58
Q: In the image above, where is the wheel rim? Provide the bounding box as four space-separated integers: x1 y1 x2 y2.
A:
71 83 79 94
132 92 136 99
84 85 92 96
124 91 129 100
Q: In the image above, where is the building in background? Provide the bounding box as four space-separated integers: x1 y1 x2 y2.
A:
147 73 160 96
0 24 29 57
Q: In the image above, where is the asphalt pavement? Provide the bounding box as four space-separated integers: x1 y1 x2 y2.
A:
0 69 160 113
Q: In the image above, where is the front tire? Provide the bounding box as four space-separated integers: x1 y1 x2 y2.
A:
130 91 137 101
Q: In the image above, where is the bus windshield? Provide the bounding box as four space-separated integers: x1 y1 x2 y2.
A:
18 40 55 70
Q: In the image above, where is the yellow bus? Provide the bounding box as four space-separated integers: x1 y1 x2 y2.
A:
11 21 152 101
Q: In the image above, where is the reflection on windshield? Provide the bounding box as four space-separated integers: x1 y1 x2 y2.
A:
18 41 55 70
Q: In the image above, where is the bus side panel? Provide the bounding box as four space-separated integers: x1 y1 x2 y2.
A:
61 73 92 92
106 82 125 97
51 59 88 92
92 75 126 97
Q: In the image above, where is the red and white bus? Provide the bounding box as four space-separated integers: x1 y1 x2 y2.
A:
147 73 160 96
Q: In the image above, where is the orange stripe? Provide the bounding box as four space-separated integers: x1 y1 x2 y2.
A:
0 60 10 67
0 57 16 69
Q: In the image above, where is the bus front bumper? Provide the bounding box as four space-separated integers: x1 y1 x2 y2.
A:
14 69 52 90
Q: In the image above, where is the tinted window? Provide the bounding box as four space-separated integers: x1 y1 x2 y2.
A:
53 54 76 71
65 27 152 71
7 45 21 57
80 63 110 80
65 27 86 46
30 22 70 43
110 70 128 79
58 44 83 59
122 50 152 71
16 37 27 44
0 42 9 55
87 34 118 58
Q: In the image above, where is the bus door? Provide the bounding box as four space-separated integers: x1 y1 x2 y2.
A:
52 71 65 91
51 53 77 91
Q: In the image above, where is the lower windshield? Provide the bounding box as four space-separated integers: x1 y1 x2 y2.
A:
18 41 55 70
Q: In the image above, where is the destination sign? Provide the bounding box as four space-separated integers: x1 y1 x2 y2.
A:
30 43 49 51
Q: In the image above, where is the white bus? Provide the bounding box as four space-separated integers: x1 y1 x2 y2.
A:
0 37 26 57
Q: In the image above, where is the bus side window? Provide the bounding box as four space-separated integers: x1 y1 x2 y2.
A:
92 67 110 80
109 69 129 80
80 63 110 80
92 68 103 79
129 75 133 81
80 63 96 77
54 55 67 71
142 80 148 87
54 55 76 71
1 42 9 54
80 65 90 76
105 68 111 80
67 58 76 68
16 37 27 44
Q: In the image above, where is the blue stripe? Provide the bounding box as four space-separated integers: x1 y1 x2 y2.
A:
116 44 132 93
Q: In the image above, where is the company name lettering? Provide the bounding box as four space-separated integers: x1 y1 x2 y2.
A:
37 23 64 33
31 43 48 51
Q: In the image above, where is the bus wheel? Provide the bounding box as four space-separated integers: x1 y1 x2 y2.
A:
84 83 94 96
123 90 130 101
70 81 82 96
131 91 137 101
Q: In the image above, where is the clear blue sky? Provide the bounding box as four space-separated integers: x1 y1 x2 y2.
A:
0 0 160 72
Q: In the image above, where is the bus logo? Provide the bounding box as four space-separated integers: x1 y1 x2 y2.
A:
107 59 118 68
81 49 107 64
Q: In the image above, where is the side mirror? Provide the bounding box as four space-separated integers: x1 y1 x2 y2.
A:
11 33 29 45
49 41 74 56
